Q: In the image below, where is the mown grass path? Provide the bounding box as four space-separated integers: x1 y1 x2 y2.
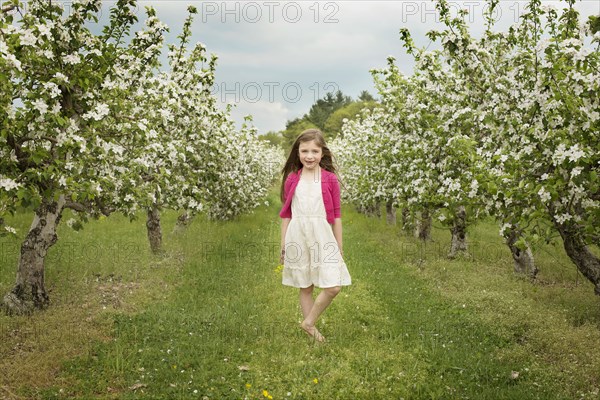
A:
1 186 599 399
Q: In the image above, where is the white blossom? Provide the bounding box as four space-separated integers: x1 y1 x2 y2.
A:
553 143 586 165
4 52 22 70
554 213 572 224
468 179 479 198
37 23 54 38
43 82 62 98
567 144 585 163
83 103 110 121
62 53 81 65
538 187 551 203
50 103 62 114
0 177 20 191
53 72 69 83
32 99 48 115
19 29 37 46
7 105 16 120
42 49 55 60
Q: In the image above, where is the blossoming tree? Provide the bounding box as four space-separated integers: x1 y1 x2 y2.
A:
335 0 599 290
0 0 171 314
0 0 281 313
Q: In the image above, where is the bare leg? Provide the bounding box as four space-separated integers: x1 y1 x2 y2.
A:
299 285 315 319
300 286 341 342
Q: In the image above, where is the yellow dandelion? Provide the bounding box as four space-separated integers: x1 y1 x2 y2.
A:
262 389 269 397
313 378 318 384
172 365 177 369
274 264 284 273
245 383 252 389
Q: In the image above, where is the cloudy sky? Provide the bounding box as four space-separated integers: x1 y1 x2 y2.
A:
98 0 599 134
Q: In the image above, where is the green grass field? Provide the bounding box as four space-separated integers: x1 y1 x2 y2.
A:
1 185 599 399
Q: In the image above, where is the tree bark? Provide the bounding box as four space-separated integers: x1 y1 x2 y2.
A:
355 203 366 215
448 206 468 259
146 205 162 254
173 210 193 234
505 227 538 278
557 223 600 295
2 195 66 315
414 209 432 241
386 199 396 225
401 207 412 233
363 202 381 218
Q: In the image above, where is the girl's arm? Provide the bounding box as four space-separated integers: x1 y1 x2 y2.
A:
280 218 291 263
331 174 343 257
332 218 343 257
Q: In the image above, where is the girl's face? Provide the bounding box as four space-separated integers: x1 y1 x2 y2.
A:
298 140 322 171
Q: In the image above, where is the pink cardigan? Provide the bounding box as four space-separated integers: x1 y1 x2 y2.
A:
279 167 341 224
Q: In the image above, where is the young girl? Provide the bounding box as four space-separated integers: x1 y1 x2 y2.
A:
279 128 352 342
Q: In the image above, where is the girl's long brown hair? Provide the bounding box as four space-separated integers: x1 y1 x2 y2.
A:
280 129 345 204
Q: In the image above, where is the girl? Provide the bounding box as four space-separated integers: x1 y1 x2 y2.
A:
279 128 352 342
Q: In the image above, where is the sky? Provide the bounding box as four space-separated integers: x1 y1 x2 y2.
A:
93 0 599 134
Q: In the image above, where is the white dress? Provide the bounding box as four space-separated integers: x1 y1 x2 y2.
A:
282 175 352 288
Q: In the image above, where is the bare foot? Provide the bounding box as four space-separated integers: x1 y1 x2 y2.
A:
300 321 325 342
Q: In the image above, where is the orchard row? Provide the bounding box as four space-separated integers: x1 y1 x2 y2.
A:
0 0 283 314
332 0 599 295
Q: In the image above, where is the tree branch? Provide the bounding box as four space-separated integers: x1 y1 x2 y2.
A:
97 201 115 217
64 201 87 212
1 5 16 13
19 136 58 144
64 199 115 216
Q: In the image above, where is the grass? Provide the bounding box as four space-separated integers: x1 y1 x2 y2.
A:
0 184 599 399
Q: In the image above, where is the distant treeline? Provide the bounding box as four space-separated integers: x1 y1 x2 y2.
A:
259 90 378 149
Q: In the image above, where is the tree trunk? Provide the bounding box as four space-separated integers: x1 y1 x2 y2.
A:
146 205 162 254
364 202 381 218
414 209 432 241
2 195 66 315
386 199 396 225
557 223 600 295
355 203 366 215
505 227 538 278
401 207 412 233
173 210 193 234
448 206 468 259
